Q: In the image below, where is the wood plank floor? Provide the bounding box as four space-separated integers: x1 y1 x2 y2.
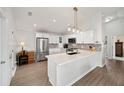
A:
10 61 51 86
11 59 124 86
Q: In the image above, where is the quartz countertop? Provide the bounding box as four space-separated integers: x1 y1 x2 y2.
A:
47 50 101 65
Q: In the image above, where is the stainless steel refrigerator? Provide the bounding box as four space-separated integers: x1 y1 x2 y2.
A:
36 37 49 62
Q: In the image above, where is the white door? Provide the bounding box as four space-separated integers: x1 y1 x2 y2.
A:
0 14 10 86
0 16 2 85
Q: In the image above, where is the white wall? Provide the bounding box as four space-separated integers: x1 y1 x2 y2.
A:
15 29 35 52
116 36 124 42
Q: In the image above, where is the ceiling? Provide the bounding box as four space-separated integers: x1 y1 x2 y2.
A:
13 7 124 34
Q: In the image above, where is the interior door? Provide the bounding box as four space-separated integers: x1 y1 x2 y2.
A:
0 15 10 86
0 16 2 85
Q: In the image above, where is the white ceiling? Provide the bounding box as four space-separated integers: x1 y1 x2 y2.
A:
13 7 124 34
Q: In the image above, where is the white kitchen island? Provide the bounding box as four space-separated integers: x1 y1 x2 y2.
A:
47 50 103 86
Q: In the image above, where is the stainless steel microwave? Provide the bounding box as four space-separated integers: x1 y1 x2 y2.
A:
68 38 76 43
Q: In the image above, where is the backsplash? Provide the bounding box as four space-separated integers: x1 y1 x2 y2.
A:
68 43 102 51
49 43 59 48
49 43 102 51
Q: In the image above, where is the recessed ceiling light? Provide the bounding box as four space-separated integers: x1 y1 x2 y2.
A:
28 11 32 16
33 24 37 27
53 19 56 23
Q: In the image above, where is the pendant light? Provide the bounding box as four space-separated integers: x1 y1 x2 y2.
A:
67 7 81 33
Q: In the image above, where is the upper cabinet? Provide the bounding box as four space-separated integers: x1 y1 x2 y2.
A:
36 29 100 44
36 33 60 44
63 30 94 44
47 34 59 44
76 32 83 43
83 30 94 43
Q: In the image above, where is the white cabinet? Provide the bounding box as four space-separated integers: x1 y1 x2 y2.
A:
36 33 59 44
63 33 83 44
83 30 94 43
64 35 69 43
49 48 60 55
49 34 53 43
49 48 66 55
37 30 98 44
76 32 83 43
36 29 100 44
49 34 59 44
61 36 66 44
55 36 59 43
61 31 94 44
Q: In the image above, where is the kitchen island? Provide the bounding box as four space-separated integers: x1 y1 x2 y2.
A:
47 50 103 86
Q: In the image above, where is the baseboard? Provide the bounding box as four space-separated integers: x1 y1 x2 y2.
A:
49 78 55 86
98 63 106 68
12 65 17 77
9 64 17 86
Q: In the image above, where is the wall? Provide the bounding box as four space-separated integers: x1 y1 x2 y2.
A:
15 29 35 52
116 36 124 42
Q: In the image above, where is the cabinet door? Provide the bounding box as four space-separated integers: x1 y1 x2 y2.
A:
52 35 55 43
76 32 83 43
115 42 123 57
62 36 65 44
56 36 59 43
49 35 59 44
64 35 69 43
49 35 53 43
83 31 94 43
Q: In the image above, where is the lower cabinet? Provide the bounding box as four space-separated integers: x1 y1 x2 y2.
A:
28 51 35 64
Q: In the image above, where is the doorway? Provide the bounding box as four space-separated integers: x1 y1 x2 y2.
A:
113 35 124 61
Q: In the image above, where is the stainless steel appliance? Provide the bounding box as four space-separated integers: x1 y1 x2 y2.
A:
68 38 76 43
66 48 78 55
36 37 49 62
